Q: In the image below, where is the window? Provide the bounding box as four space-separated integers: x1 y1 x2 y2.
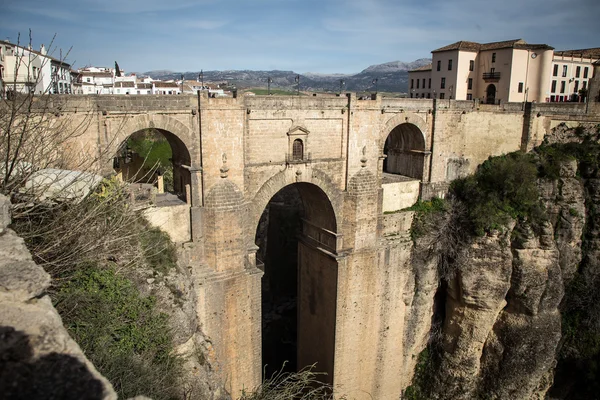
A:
448 59 453 70
490 67 495 74
422 79 426 88
32 67 38 79
437 60 441 71
468 78 473 90
584 67 589 78
428 78 431 89
583 81 587 90
562 65 567 77
574 81 579 93
576 66 581 78
292 139 304 160
467 93 473 100
518 82 524 93
410 93 413 98
411 79 414 89
441 77 446 89
86 78 91 83
469 60 474 71
551 80 557 93
439 93 445 99
422 93 425 98
0 65 3 78
426 93 431 98
553 64 558 76
492 53 496 63
560 81 565 93
417 79 420 89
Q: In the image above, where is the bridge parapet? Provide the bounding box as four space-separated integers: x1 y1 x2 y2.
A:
92 95 198 112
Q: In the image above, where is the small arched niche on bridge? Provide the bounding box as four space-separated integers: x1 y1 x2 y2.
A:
113 128 192 205
383 122 427 180
254 182 338 385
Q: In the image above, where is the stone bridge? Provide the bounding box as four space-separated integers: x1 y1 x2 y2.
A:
48 93 599 399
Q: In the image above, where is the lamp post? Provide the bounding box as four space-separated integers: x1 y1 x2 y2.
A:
268 77 272 95
339 79 345 95
372 78 378 95
199 70 204 88
180 74 184 94
295 75 300 95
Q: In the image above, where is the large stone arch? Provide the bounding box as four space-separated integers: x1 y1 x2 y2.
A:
248 167 343 241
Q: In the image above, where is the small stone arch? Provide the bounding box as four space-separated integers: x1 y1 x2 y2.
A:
381 118 428 180
105 114 197 168
380 112 428 154
108 114 196 201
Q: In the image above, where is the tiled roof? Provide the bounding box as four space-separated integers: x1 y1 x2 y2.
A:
409 63 432 72
554 48 600 59
80 71 113 77
153 81 179 88
432 41 481 53
432 39 553 53
0 40 71 66
115 81 135 88
137 83 152 89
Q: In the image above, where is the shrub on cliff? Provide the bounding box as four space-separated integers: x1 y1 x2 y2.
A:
451 151 545 236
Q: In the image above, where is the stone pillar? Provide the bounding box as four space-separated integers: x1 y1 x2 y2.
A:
197 178 262 397
190 168 203 207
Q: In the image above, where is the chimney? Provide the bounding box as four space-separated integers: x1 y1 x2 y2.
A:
40 44 46 55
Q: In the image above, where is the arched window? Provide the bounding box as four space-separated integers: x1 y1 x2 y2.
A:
292 139 304 160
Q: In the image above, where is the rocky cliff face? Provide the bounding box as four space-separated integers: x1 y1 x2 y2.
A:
413 125 600 400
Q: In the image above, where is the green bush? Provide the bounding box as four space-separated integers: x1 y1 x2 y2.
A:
403 348 434 400
451 151 545 236
54 264 182 399
407 198 448 240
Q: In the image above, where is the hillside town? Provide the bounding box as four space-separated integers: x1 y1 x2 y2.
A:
0 39 228 97
0 37 599 104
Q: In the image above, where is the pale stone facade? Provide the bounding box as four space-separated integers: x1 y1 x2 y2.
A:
409 39 598 104
36 93 600 399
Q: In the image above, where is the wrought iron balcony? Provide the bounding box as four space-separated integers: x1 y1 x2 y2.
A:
483 72 501 80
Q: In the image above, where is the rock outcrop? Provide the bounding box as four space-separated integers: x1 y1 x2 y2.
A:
423 127 599 400
0 194 118 400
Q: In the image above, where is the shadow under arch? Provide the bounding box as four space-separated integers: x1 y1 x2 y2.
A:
382 122 427 180
254 181 338 386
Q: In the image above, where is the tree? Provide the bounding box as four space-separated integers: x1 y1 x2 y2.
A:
0 31 101 219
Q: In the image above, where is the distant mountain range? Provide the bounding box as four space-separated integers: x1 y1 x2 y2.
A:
138 58 431 94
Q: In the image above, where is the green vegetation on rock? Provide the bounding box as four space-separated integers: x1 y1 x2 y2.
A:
451 151 545 236
12 178 183 399
55 265 181 399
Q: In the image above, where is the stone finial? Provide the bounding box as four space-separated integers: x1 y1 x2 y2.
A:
360 146 368 168
220 153 229 178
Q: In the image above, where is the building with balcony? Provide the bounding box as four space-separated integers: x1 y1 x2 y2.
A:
409 39 557 103
408 39 600 104
0 40 73 97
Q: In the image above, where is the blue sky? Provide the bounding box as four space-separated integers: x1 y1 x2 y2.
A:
1 0 598 74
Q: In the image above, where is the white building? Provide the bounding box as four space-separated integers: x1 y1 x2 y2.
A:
0 40 73 96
